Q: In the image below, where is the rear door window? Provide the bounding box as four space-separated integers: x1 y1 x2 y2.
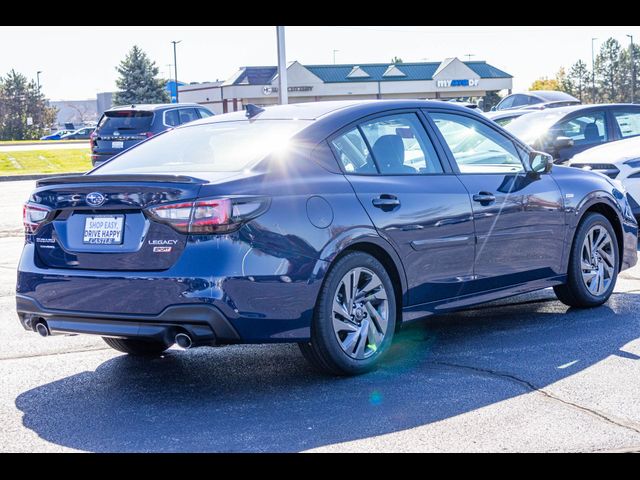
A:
97 110 154 134
164 109 180 127
178 108 199 125
330 127 378 174
613 110 640 138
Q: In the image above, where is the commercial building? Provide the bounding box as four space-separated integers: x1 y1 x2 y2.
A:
179 57 513 114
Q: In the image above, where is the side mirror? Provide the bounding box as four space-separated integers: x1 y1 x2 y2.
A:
554 136 574 149
529 151 553 174
490 106 497 112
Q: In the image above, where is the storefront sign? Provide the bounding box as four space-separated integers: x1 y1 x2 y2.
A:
263 86 313 95
436 79 480 88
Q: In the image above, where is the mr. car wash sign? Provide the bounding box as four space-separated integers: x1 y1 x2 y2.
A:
436 78 480 88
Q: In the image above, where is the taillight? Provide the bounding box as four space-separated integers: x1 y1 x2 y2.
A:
23 203 51 234
144 132 155 138
89 131 97 149
146 197 269 234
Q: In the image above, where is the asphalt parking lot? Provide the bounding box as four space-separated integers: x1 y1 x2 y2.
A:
1 180 639 452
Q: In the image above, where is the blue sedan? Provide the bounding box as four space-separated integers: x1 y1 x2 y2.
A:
39 129 75 140
16 100 638 375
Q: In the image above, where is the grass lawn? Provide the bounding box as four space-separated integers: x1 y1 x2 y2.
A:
0 149 92 176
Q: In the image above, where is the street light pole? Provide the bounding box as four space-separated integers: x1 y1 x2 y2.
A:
171 40 181 103
333 49 339 64
628 34 636 104
276 26 288 105
591 37 597 101
36 71 42 90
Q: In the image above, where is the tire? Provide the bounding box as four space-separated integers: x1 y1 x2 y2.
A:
299 251 397 376
554 212 619 308
102 337 170 356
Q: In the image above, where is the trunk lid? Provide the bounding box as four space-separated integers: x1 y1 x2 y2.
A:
30 174 206 271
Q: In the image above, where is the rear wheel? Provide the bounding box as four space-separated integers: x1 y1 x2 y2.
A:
102 337 170 356
554 213 619 308
299 252 396 376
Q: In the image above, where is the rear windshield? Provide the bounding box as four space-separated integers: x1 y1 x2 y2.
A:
97 110 154 134
92 119 313 174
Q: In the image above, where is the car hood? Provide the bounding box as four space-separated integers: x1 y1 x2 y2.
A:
569 137 640 165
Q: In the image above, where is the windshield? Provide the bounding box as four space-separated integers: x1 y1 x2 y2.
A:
92 119 313 174
505 110 567 145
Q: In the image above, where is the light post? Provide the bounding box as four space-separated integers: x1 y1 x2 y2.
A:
333 49 339 64
591 37 597 101
276 26 288 105
628 34 636 103
171 40 181 103
36 71 42 90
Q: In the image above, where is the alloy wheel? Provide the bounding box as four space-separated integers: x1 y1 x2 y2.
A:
331 267 389 359
580 225 615 296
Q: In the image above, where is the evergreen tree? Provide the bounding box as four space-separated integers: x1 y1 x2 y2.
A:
619 43 640 103
113 45 169 105
595 38 623 102
0 69 57 140
556 67 574 96
568 60 590 102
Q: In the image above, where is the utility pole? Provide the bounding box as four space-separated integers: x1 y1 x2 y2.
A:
333 49 339 64
276 26 288 105
36 71 42 90
628 34 636 103
591 37 597 101
465 53 475 62
171 40 181 103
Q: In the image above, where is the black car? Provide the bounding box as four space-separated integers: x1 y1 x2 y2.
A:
91 103 214 166
505 103 640 163
492 90 580 112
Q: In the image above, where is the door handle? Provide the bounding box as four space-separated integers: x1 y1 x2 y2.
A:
472 192 496 204
372 194 400 210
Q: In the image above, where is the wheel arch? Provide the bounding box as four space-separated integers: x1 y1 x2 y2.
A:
573 196 624 270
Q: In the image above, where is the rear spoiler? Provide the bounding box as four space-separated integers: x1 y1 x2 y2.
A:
36 174 207 187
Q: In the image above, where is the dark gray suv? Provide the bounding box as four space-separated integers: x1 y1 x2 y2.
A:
91 103 214 166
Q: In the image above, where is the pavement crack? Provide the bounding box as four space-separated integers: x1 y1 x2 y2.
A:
433 360 640 437
0 346 110 361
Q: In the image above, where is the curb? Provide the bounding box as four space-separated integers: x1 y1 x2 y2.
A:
0 140 88 147
0 172 84 182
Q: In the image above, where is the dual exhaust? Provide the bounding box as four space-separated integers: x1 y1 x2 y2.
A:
33 318 200 350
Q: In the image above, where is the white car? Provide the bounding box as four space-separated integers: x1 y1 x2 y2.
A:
568 136 640 221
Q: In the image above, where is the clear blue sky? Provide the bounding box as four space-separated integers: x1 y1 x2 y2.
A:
1 26 638 101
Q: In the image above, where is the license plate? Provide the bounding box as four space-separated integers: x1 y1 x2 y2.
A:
112 141 124 149
83 215 124 245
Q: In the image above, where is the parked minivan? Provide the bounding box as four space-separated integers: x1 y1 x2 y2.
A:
91 103 214 166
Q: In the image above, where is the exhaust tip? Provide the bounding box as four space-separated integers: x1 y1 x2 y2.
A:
175 332 192 349
35 321 50 337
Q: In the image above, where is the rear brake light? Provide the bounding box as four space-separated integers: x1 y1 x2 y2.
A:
23 203 52 234
144 132 155 138
146 197 269 234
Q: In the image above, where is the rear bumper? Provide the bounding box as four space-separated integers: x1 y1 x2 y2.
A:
17 295 240 345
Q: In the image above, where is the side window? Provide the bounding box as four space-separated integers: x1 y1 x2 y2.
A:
197 108 213 119
527 96 543 105
430 112 525 174
179 108 199 125
164 109 180 127
511 95 529 107
613 110 640 138
330 127 377 174
552 112 608 146
359 113 443 175
497 96 515 110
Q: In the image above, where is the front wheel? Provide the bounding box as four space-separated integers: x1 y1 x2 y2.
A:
299 252 396 376
554 213 619 308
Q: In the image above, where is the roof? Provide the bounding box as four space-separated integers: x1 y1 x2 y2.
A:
526 90 579 102
224 61 512 86
107 103 203 111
